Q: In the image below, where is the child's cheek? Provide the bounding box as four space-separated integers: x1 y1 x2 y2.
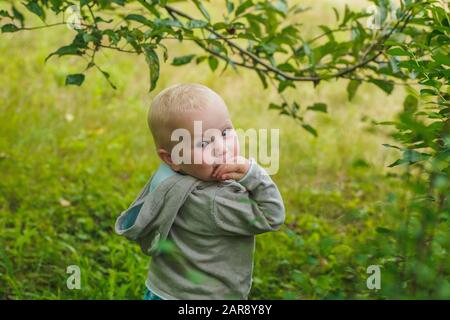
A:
201 149 216 165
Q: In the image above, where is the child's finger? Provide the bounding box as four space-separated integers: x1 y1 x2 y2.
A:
212 164 226 178
221 172 242 180
211 164 220 176
212 163 229 178
214 164 241 179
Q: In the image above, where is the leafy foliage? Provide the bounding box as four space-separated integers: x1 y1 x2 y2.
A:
372 1 449 297
0 0 437 133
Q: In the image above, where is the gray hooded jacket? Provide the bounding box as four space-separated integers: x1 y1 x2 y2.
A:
115 159 285 300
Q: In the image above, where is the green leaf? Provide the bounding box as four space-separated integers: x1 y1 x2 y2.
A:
172 54 195 66
420 88 438 96
332 7 340 22
159 43 169 62
235 0 253 17
347 80 361 101
153 18 183 28
136 0 160 18
432 52 450 67
65 74 85 86
208 56 218 71
195 55 207 64
302 40 314 66
369 79 394 95
403 94 418 113
318 25 335 41
124 14 153 26
301 124 318 137
387 47 412 57
143 45 160 92
382 143 401 150
226 0 234 14
45 45 82 62
212 22 228 30
23 0 46 22
12 6 25 27
95 16 113 24
387 158 408 168
256 70 268 89
307 103 327 113
387 149 430 167
1 24 20 33
186 19 208 29
0 10 10 18
278 80 295 93
269 103 282 110
375 121 397 126
277 62 297 73
340 4 353 27
192 0 210 21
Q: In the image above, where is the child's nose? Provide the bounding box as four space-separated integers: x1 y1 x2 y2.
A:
212 138 227 159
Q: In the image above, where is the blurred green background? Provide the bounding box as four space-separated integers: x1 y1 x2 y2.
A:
1 0 444 299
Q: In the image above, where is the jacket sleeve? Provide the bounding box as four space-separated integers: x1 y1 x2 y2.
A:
211 158 286 236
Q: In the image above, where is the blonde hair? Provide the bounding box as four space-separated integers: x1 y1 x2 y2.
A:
148 83 225 150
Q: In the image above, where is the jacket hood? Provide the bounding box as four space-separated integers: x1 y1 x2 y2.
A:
115 171 201 256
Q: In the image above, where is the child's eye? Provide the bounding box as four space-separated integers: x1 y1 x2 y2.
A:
222 128 233 137
197 141 209 148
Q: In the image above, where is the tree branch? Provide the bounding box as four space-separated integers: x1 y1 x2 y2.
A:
161 3 414 83
163 4 319 81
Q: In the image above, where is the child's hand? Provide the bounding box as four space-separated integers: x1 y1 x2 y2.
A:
212 156 250 181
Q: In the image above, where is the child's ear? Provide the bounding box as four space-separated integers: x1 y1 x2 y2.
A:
157 148 182 172
157 148 172 165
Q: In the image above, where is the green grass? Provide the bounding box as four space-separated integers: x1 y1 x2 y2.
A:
0 0 418 299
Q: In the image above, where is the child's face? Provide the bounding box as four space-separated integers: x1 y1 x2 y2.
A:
165 96 240 181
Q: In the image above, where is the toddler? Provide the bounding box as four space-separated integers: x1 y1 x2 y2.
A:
115 83 285 300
